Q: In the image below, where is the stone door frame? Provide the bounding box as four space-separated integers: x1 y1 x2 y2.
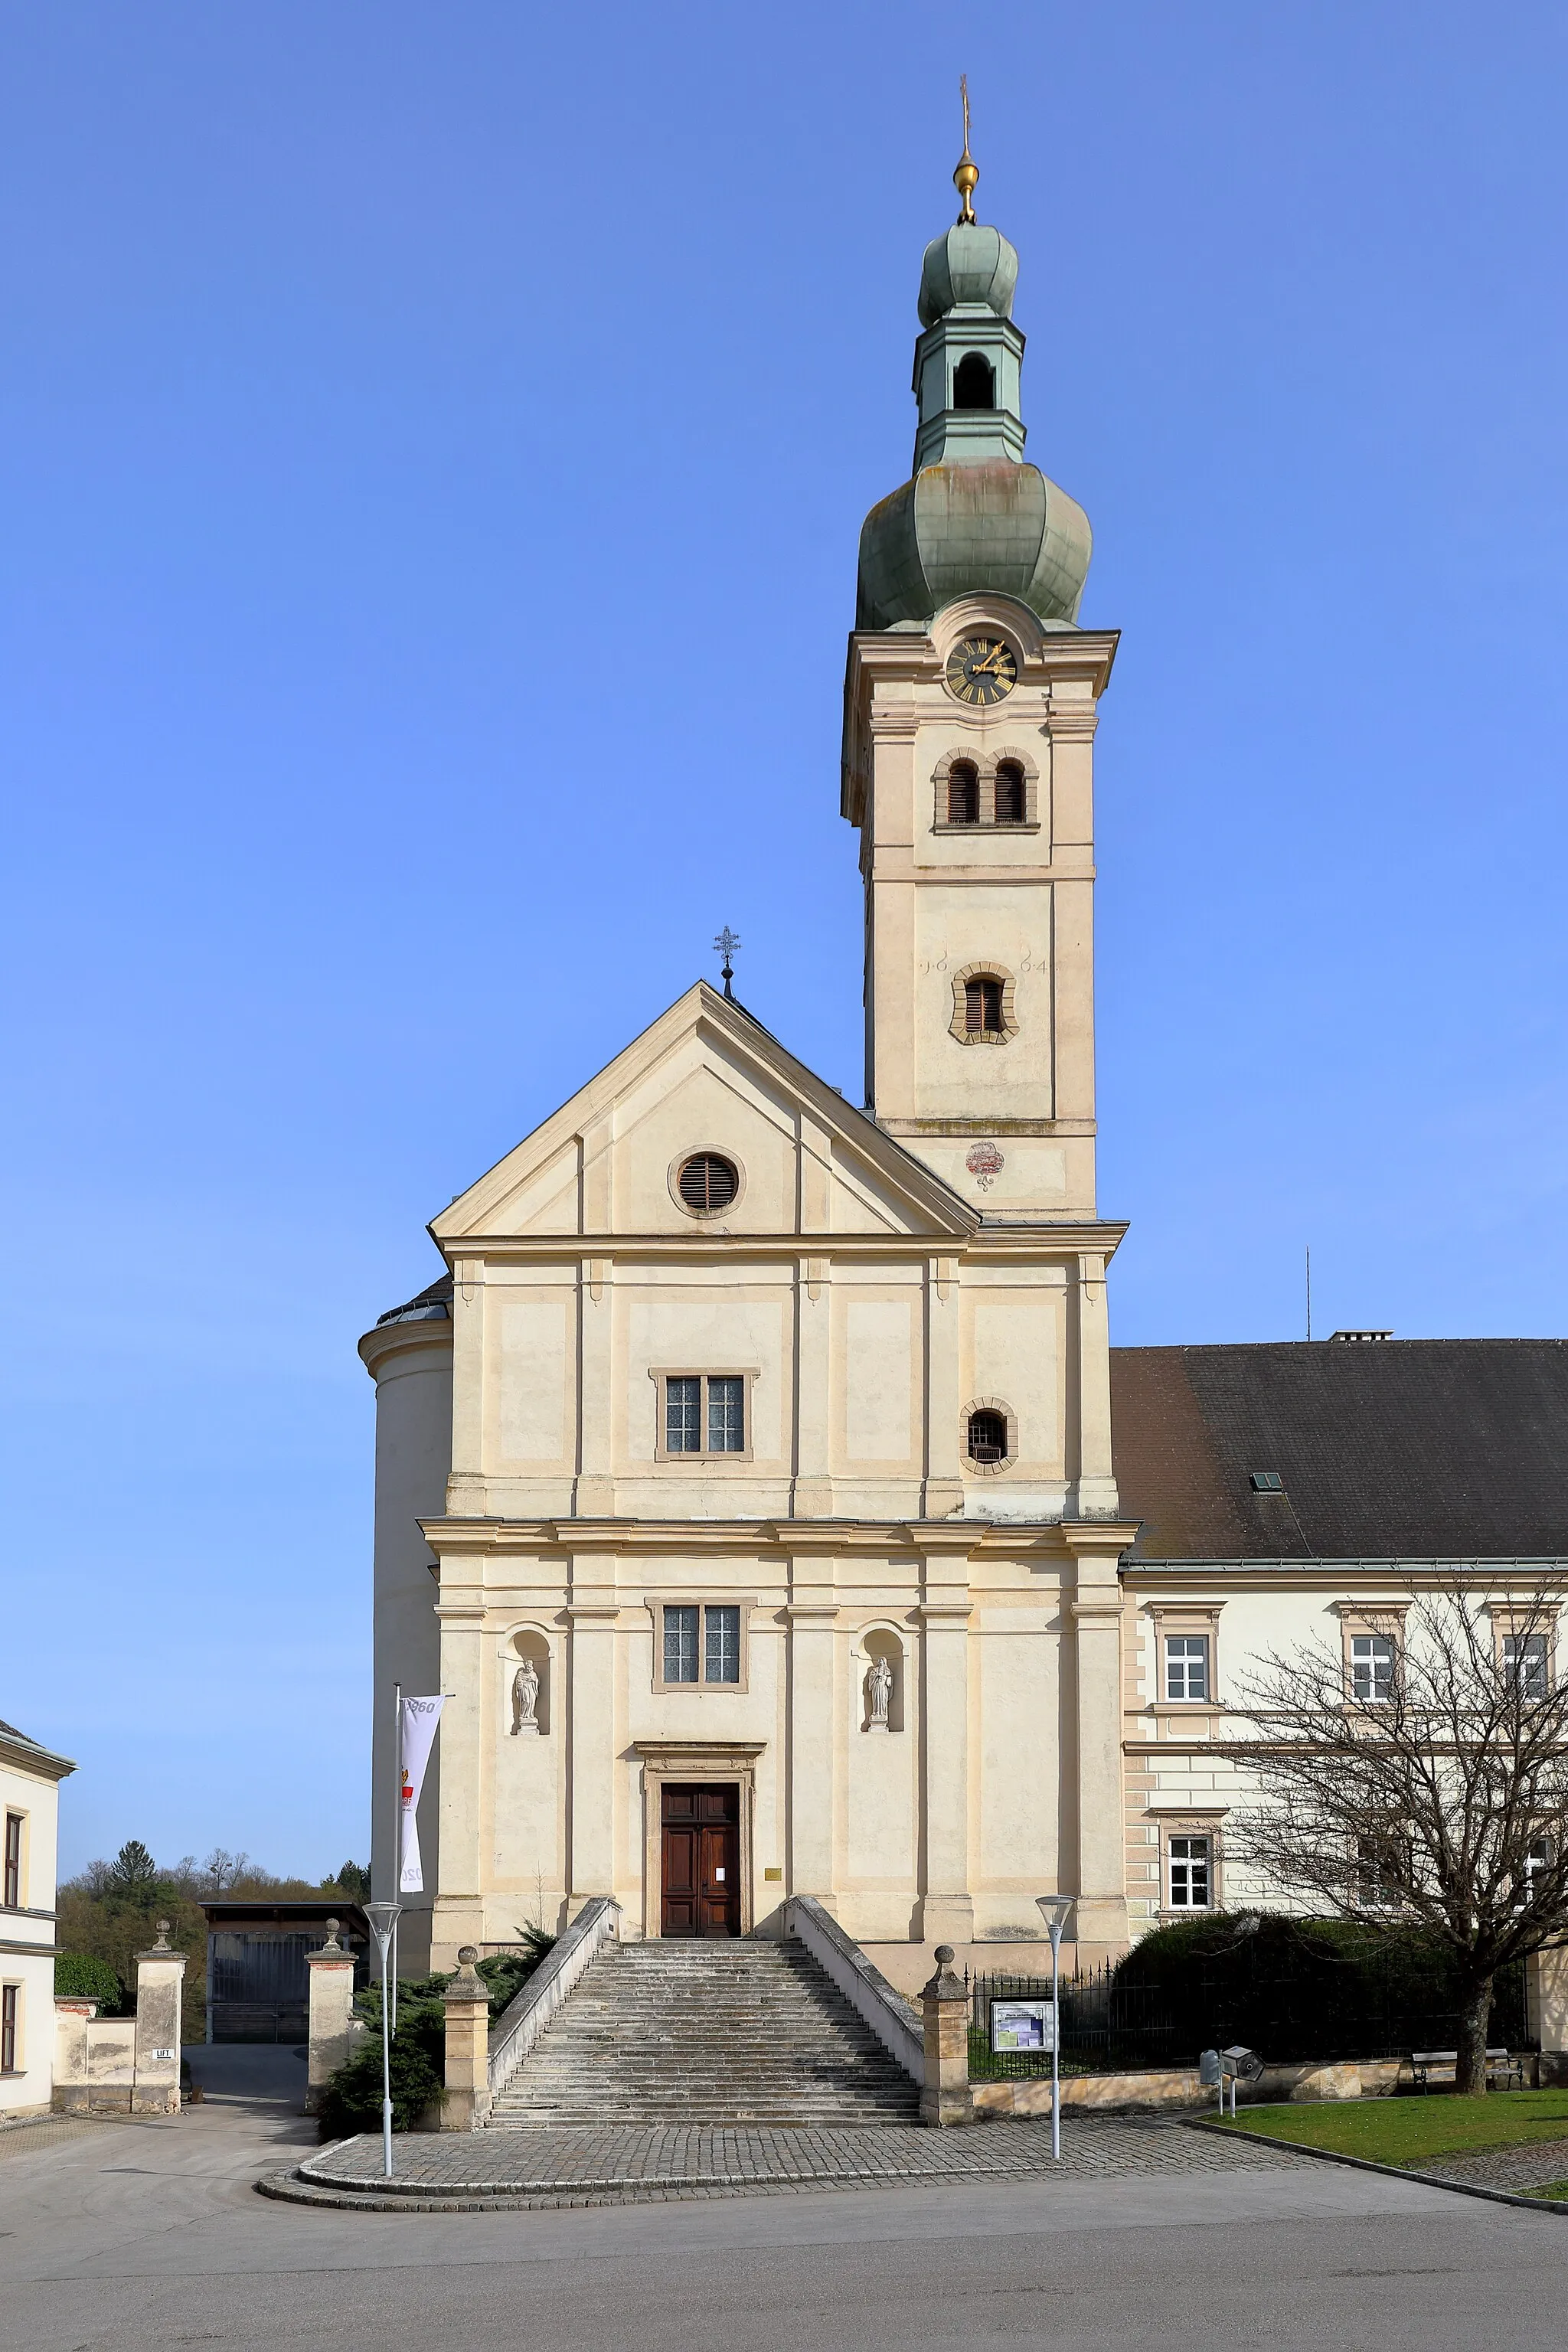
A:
630 1740 766 1939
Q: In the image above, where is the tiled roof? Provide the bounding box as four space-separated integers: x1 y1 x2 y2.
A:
1111 1339 1568 1562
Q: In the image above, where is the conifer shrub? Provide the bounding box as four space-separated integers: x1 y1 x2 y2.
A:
315 1929 557 2139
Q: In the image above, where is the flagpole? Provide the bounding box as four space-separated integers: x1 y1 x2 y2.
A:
391 1680 402 2034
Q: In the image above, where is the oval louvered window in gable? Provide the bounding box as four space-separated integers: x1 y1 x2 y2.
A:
678 1152 739 1214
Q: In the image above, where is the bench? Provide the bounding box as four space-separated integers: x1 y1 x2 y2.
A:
1408 2047 1526 2092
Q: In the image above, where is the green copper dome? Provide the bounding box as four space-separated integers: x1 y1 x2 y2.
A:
918 223 1018 327
856 203 1091 631
858 462 1090 629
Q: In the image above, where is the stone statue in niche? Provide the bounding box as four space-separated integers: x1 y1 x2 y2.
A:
865 1651 894 1733
511 1656 541 1736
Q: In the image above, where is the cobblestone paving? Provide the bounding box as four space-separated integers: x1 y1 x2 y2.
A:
1415 2133 1568 2199
0 2115 126 2162
267 2117 1314 2213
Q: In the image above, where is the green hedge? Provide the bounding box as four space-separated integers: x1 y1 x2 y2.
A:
54 1952 124 2010
1112 1913 1525 2063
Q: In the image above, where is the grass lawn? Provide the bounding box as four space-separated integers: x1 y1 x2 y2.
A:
1211 2089 1568 2169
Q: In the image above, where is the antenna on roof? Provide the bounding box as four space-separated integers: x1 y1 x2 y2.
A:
713 926 741 1001
1305 1243 1312 1342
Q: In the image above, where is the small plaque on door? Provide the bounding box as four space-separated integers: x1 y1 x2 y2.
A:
714 1867 726 1881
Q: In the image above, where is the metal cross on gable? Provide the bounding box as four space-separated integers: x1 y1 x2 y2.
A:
713 927 741 1000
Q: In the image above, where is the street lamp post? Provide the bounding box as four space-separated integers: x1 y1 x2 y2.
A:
1036 1894 1073 2161
363 1899 402 2179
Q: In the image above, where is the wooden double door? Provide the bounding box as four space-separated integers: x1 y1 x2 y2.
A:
660 1783 740 1937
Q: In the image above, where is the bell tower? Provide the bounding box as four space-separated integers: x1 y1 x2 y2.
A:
841 132 1117 1222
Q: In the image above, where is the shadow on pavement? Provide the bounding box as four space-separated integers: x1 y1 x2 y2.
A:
185 2044 309 2110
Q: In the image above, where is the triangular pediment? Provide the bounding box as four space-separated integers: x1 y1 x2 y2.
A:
431 983 975 1245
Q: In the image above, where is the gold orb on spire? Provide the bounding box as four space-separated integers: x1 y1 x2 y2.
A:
953 72 978 224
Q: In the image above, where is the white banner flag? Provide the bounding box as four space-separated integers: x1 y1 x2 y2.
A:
398 1695 445 1894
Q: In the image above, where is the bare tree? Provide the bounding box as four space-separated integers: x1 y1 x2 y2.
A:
201 1847 251 1893
1222 1580 1568 2094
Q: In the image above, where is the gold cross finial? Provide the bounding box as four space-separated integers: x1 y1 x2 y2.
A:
954 74 978 224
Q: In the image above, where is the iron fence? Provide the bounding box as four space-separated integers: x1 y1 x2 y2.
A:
968 1955 1534 2081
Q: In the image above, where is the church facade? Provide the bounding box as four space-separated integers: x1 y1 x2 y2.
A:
360 162 1568 1992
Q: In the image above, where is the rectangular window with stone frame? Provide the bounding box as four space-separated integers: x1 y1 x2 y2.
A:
652 1371 756 1463
653 1600 751 1693
1167 1834 1212 1911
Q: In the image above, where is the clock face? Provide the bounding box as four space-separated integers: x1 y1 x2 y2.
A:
945 635 1018 706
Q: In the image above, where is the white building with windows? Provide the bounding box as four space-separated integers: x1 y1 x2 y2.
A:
1 1717 74 2118
363 162 1568 1990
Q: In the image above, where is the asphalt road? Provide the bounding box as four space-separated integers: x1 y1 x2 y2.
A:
3 2062 1566 2352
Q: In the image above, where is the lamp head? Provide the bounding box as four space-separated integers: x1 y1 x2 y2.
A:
364 1899 402 1958
1036 1893 1073 1944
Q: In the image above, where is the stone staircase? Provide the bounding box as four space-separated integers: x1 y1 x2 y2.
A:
486 1936 921 2128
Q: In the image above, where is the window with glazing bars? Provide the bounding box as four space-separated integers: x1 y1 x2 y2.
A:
1164 1636 1210 1703
662 1602 742 1686
704 1605 741 1684
0 1984 15 2073
662 1374 746 1457
1504 1633 1549 1697
1350 1633 1396 1703
663 1604 700 1684
1168 1835 1211 1909
2 1815 20 1909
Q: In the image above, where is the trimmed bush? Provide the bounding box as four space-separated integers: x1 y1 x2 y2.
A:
1112 1912 1525 2063
55 1952 124 2011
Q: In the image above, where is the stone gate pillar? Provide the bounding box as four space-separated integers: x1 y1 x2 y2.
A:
305 1918 358 2114
441 1945 491 2131
133 1922 187 2115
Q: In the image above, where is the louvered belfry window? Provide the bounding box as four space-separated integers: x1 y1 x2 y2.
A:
995 761 1026 825
678 1152 739 1213
947 763 979 825
965 976 1003 1037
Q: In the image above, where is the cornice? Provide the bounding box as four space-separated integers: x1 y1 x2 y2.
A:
426 1223 1129 1267
845 626 1119 699
420 1514 1082 1561
358 1318 453 1383
0 1732 76 1783
1122 1559 1568 1592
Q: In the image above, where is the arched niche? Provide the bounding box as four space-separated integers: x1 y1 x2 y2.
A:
858 1627 906 1734
508 1628 552 1736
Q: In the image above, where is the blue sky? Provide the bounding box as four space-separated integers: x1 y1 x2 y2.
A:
4 3 1565 1876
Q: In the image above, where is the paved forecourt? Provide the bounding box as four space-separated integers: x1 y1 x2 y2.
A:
266 2114 1314 2211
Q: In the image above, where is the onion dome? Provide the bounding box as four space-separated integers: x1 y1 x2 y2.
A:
854 123 1092 632
858 462 1091 630
918 223 1018 328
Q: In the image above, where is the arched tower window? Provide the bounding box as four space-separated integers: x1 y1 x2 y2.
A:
946 762 979 825
995 760 1026 825
953 352 995 410
964 975 1004 1037
967 1409 1008 1464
